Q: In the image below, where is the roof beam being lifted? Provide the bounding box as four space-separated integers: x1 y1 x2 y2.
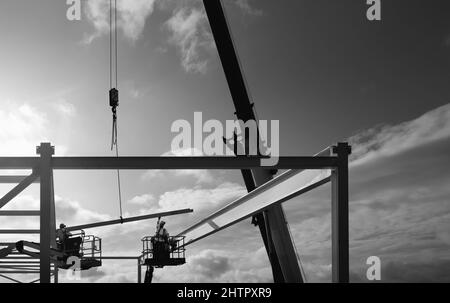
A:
66 208 193 231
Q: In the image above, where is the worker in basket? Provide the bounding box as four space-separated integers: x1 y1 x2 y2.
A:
154 217 170 260
56 223 72 251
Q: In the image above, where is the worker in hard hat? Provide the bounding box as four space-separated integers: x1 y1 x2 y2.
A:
156 218 169 241
56 223 72 251
154 217 170 260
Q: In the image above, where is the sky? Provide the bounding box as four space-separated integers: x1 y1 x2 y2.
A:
0 0 449 283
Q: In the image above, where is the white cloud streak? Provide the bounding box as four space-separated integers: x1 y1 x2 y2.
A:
84 0 157 43
349 103 450 166
165 7 214 74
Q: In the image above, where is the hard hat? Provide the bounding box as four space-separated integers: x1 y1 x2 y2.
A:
60 223 66 228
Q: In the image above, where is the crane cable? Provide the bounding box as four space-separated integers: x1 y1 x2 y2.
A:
109 0 123 224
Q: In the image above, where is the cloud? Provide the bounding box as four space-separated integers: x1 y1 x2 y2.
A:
349 103 450 166
83 0 261 73
380 259 450 282
76 103 450 283
141 148 214 184
84 0 157 43
165 7 214 74
156 182 246 212
142 169 214 185
233 0 263 16
284 102 450 282
153 246 272 283
55 195 111 226
0 102 48 156
53 99 76 117
190 249 231 278
0 101 70 156
0 195 109 245
128 182 246 217
128 193 155 206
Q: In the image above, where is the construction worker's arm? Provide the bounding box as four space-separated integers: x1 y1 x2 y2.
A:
156 217 161 233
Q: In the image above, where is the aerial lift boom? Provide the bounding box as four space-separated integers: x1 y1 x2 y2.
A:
203 0 304 282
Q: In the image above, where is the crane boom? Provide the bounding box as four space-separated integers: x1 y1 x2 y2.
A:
203 0 304 282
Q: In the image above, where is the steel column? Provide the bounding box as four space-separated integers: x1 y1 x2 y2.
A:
331 143 351 283
137 260 141 283
37 143 54 284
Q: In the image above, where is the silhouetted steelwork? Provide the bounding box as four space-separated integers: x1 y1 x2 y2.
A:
0 141 350 283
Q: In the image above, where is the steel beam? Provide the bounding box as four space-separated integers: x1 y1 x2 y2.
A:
67 208 193 231
0 176 39 184
0 265 40 269
331 143 351 283
0 156 338 170
178 169 330 247
202 0 307 283
37 143 54 284
0 230 39 234
0 256 36 260
49 156 337 170
0 172 39 209
0 274 22 283
0 158 38 169
0 270 39 274
0 211 40 216
0 261 40 264
99 256 140 260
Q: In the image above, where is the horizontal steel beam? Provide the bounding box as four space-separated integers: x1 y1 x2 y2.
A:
0 156 338 170
0 256 37 260
99 256 140 260
0 265 40 268
0 211 40 216
0 261 40 264
0 270 39 274
0 230 40 234
67 208 193 231
0 176 39 184
0 158 38 169
51 156 338 170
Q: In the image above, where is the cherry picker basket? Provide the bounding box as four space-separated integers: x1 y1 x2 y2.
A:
141 235 186 268
58 230 102 270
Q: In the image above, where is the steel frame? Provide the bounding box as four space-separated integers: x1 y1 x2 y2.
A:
0 141 350 283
